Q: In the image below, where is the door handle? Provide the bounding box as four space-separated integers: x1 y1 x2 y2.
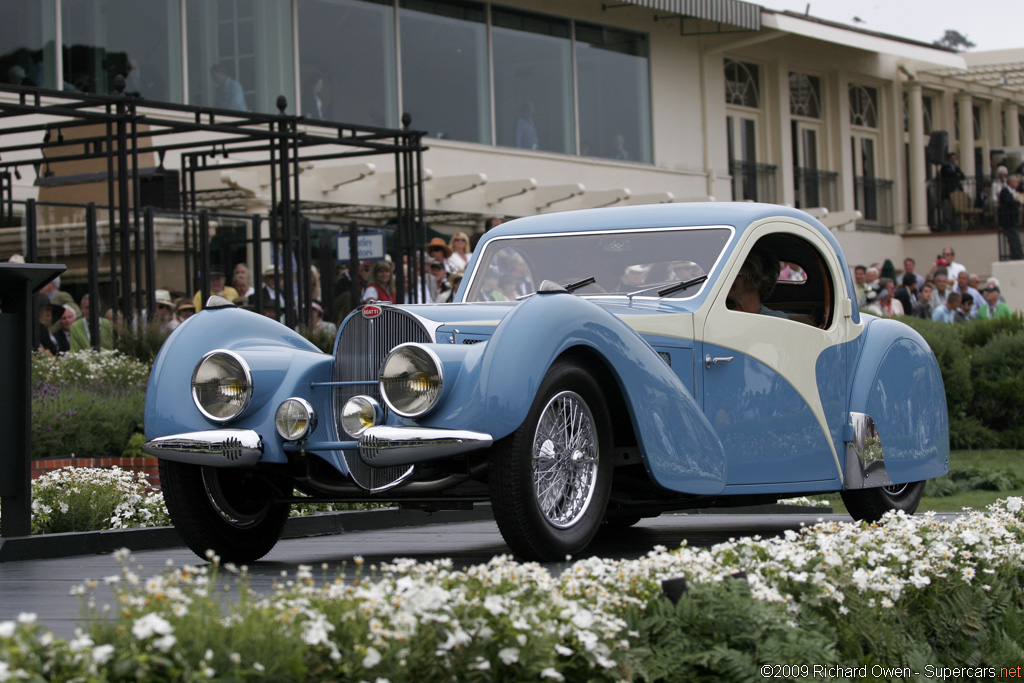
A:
705 354 734 369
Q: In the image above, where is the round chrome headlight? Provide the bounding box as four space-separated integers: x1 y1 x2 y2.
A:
191 350 253 422
341 395 381 437
379 344 443 417
276 398 317 441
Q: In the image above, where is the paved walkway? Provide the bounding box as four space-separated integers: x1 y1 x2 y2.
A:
0 508 851 639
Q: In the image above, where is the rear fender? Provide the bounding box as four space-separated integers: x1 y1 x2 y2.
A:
847 317 949 486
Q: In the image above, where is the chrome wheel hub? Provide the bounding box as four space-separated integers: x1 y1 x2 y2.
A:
531 391 598 529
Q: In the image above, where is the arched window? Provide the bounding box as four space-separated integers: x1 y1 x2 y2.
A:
789 73 820 119
849 84 878 128
725 59 760 109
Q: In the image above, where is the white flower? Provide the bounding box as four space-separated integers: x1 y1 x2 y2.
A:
554 644 573 657
540 667 565 681
483 594 506 616
498 648 519 665
92 644 116 665
0 622 14 639
152 635 177 652
1005 497 1022 513
131 613 173 640
363 647 382 668
571 609 594 629
16 613 36 625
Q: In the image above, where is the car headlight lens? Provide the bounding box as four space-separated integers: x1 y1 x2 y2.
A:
341 395 381 437
379 344 443 417
276 398 317 441
192 350 252 422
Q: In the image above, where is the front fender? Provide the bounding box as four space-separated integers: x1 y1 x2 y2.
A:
144 306 334 464
417 293 726 494
848 317 949 485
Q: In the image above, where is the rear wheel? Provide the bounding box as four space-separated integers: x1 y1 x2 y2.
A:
489 360 613 561
841 481 925 522
159 459 290 563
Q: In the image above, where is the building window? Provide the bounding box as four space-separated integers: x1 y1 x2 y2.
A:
187 0 294 114
297 0 397 126
789 72 820 119
63 0 182 100
725 59 759 109
576 22 651 163
0 4 56 90
849 84 878 128
399 0 490 144
492 7 573 154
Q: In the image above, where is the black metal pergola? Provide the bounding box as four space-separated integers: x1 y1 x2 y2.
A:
0 78 427 331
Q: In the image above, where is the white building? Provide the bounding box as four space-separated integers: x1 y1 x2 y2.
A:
3 0 1024 304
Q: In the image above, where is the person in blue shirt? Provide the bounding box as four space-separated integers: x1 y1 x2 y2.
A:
931 291 961 323
210 63 248 112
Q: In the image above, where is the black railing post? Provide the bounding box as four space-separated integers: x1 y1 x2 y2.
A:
144 206 157 321
24 198 37 264
86 202 101 348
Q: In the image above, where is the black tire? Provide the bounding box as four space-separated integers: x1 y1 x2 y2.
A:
159 459 290 564
489 359 613 561
841 480 926 522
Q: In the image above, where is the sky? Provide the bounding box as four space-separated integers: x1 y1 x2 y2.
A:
764 1 1020 52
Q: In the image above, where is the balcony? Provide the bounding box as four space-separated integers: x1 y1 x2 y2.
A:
730 161 777 204
853 176 895 233
926 177 997 232
794 168 839 212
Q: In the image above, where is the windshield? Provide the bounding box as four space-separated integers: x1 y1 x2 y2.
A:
463 226 732 302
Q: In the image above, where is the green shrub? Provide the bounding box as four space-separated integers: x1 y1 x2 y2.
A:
968 331 1024 433
31 350 149 460
924 466 1024 497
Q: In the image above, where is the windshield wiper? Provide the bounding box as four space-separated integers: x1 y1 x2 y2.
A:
563 276 596 293
627 275 707 301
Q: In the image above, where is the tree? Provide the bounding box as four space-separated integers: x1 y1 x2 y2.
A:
934 30 976 51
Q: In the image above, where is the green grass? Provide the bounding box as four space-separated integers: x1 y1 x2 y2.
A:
816 449 1024 516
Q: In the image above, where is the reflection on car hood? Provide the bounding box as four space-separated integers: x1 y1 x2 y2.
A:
395 296 697 334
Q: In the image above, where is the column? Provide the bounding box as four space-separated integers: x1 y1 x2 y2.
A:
1005 102 1020 148
957 92 976 179
907 83 929 233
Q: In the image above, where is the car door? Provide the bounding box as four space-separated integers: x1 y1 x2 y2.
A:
697 222 850 490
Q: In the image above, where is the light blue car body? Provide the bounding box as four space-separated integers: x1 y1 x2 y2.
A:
144 202 949 501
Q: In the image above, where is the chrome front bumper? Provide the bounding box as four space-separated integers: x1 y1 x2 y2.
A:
359 426 493 467
143 429 263 467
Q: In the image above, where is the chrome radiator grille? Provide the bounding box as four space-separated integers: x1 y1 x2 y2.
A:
334 308 431 491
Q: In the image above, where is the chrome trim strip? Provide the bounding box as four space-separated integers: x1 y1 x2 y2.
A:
143 429 263 467
360 426 493 467
843 412 893 489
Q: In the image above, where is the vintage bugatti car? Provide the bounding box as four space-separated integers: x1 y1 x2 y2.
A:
144 203 949 563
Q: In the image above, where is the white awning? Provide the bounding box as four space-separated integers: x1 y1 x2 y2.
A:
617 0 762 31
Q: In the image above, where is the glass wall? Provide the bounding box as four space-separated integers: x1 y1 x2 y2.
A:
0 4 56 90
576 23 651 163
62 0 182 99
492 7 573 154
297 0 397 126
187 0 294 114
399 0 489 143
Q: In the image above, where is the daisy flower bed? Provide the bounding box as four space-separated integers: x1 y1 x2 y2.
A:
2 498 1023 681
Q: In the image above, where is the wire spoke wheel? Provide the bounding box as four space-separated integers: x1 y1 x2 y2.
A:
532 391 598 529
489 359 613 561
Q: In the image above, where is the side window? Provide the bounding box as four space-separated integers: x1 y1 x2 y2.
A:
728 235 835 328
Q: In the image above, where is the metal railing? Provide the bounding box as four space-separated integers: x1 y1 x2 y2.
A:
853 176 895 233
730 160 777 204
793 168 838 212
926 176 998 232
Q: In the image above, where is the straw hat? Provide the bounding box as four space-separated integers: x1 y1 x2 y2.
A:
427 237 452 258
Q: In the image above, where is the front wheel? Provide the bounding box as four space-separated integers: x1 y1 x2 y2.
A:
489 360 613 561
159 459 290 563
841 481 925 522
